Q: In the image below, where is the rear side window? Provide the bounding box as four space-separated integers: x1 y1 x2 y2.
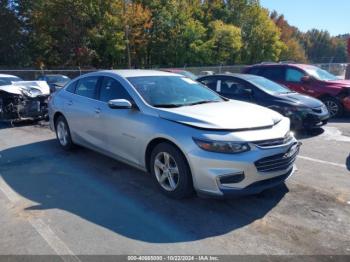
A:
199 78 218 91
260 67 285 81
286 68 306 82
98 77 132 102
220 78 251 95
75 77 99 99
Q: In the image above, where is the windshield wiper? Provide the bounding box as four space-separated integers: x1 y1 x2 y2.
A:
153 104 184 108
185 100 220 106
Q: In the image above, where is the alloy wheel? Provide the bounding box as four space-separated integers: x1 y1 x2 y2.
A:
154 152 180 191
57 121 68 146
324 100 339 117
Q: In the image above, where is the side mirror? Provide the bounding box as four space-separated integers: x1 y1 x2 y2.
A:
301 75 312 83
108 99 133 109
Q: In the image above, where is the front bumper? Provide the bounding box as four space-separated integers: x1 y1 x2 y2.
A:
289 110 329 130
187 138 300 197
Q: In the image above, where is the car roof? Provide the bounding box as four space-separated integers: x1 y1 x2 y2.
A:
199 73 261 81
161 68 185 73
0 74 19 78
42 74 68 77
248 63 317 71
99 69 179 78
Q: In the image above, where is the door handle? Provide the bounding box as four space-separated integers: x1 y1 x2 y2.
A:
94 108 101 114
67 100 73 106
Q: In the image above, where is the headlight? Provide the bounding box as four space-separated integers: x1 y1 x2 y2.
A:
193 138 250 154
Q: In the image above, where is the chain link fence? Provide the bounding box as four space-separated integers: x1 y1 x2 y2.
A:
0 69 96 80
0 63 349 80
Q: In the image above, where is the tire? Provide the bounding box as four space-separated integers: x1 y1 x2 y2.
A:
150 142 194 199
321 97 343 118
55 115 74 150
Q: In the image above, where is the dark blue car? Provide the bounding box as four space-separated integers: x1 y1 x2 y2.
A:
197 74 330 130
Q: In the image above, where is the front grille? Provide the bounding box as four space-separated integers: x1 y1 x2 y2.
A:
255 144 299 172
253 138 285 147
253 133 293 148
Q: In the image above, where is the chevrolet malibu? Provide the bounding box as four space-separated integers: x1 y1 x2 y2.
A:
49 70 300 199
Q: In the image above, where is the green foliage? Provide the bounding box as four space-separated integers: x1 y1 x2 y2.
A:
0 0 27 66
204 20 242 64
240 5 285 64
2 0 349 68
270 12 307 63
300 29 347 63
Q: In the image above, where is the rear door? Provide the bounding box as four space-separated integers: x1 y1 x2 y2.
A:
198 76 220 92
216 76 254 102
64 76 103 147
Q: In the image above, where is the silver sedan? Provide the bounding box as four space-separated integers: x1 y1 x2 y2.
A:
49 70 300 199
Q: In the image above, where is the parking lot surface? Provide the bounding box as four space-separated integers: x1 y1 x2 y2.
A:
0 120 349 256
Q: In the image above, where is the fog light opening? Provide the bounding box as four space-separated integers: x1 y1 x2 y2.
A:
219 172 245 184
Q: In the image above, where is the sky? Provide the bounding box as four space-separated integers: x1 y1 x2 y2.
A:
260 0 349 36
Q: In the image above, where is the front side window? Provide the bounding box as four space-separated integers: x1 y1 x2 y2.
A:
75 77 99 99
128 76 224 107
99 77 132 102
286 68 305 82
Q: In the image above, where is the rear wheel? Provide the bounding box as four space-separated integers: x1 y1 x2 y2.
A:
321 97 343 118
55 115 74 150
150 143 194 199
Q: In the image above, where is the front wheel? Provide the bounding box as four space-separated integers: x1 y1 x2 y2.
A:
55 115 74 150
321 97 343 118
150 143 194 199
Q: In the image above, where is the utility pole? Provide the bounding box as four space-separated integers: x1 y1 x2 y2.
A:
123 1 131 69
346 38 350 79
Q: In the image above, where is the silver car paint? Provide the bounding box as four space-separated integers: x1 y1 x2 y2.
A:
49 70 298 196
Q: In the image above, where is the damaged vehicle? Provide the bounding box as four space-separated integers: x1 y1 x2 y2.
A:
0 76 50 122
49 70 300 199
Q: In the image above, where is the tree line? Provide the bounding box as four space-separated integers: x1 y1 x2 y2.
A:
0 0 348 69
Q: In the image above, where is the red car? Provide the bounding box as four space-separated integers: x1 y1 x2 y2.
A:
243 63 350 117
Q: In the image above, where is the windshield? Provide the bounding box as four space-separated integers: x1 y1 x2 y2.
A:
304 66 338 81
127 76 224 107
0 77 22 86
247 76 293 94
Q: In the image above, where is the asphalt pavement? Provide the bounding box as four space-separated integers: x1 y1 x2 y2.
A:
0 120 349 257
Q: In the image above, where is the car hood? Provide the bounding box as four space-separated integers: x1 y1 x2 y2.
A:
322 79 350 88
0 81 50 97
276 93 324 108
157 100 283 130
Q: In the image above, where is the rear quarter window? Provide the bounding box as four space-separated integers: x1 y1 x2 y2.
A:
246 67 262 75
65 81 77 93
260 67 285 81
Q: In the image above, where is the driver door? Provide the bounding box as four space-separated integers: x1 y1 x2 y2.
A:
96 76 145 165
284 68 315 96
